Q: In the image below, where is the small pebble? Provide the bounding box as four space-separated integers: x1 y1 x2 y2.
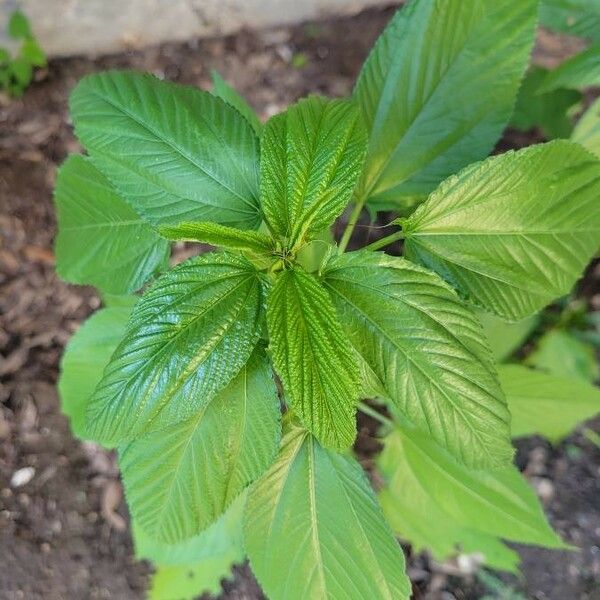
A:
10 467 35 488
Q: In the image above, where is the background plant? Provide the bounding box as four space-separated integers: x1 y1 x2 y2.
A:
54 0 600 598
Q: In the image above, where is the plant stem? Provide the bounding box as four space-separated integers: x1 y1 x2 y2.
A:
357 402 393 428
338 197 366 254
362 229 405 252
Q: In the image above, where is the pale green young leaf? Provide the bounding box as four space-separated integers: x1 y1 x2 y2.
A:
540 0 600 41
323 251 512 468
499 365 600 442
526 329 599 382
54 155 169 294
266 267 359 450
378 430 520 573
572 96 600 158
404 141 600 321
158 221 274 254
354 0 537 206
539 45 600 93
211 70 262 136
260 96 367 248
58 303 135 442
380 417 564 549
85 252 263 444
510 67 582 140
70 71 261 229
120 349 279 543
244 423 411 600
477 311 539 363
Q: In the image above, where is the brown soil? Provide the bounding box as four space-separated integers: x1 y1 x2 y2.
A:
1 5 599 600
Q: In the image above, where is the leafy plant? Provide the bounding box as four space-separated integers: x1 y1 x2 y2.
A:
55 1 600 598
0 10 46 96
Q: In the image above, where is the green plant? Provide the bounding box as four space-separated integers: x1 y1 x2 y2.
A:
0 10 46 96
54 1 600 598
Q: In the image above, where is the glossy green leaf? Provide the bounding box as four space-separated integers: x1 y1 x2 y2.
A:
267 267 359 450
525 329 599 382
58 304 134 442
510 67 581 139
539 45 600 93
212 70 262 136
323 251 512 468
540 0 600 41
70 71 261 229
572 96 600 158
499 364 600 442
120 349 279 543
158 221 274 254
378 429 520 573
54 155 169 294
354 0 537 206
404 140 600 321
380 416 564 549
85 252 263 444
244 423 411 600
260 96 366 248
477 311 539 363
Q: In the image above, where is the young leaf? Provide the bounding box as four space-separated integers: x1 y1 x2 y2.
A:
477 311 539 363
158 221 274 254
244 424 411 600
85 252 263 444
499 365 600 442
212 70 262 136
525 329 599 383
378 430 520 574
8 10 31 39
403 140 600 320
260 96 367 249
266 267 359 450
510 67 581 140
354 0 537 206
70 71 261 229
59 304 135 442
120 349 280 543
323 251 512 468
540 0 600 42
21 39 46 67
539 44 600 93
55 156 170 294
377 423 564 574
572 96 600 158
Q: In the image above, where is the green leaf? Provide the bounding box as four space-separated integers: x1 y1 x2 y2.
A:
244 423 411 600
58 304 135 442
540 0 600 41
10 57 32 86
260 96 366 249
525 329 599 382
158 221 274 254
20 38 46 67
378 429 520 574
323 251 512 468
54 155 170 294
8 10 31 39
572 96 600 158
539 45 600 93
267 267 359 450
85 252 263 444
379 416 565 549
499 364 600 442
403 140 600 321
120 349 279 543
354 0 537 206
70 71 261 229
510 67 582 139
477 311 539 363
211 70 262 136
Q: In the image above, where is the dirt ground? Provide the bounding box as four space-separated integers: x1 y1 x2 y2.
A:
0 6 599 600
